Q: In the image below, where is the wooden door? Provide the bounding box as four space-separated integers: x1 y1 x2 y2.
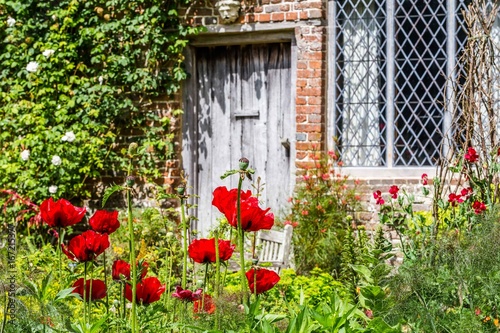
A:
183 43 293 235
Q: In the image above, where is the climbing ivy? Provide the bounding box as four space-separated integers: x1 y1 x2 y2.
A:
0 0 200 204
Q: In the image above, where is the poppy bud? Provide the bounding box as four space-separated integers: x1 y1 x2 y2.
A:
176 186 186 196
126 176 135 186
239 157 249 171
128 142 138 156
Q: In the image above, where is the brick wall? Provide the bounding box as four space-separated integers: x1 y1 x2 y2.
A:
180 0 328 180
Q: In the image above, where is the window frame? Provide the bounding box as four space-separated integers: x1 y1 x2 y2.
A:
326 0 461 170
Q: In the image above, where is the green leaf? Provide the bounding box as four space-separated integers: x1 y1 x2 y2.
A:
102 184 124 207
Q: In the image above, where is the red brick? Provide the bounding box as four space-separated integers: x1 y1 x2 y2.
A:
296 105 322 114
296 115 307 123
297 87 322 97
297 60 307 69
297 124 322 132
270 0 281 3
296 78 307 87
296 142 317 151
296 96 307 105
285 12 298 20
308 96 323 105
296 161 316 169
297 69 322 78
296 151 307 159
307 78 323 87
280 4 290 11
271 12 284 21
254 6 263 13
309 60 323 69
258 13 271 22
299 11 308 20
300 52 325 60
308 133 323 141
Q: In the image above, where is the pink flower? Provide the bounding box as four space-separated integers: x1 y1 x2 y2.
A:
301 210 309 216
421 173 428 186
464 147 479 163
472 201 486 214
303 175 310 181
389 185 399 199
321 173 330 181
172 286 202 302
373 190 384 205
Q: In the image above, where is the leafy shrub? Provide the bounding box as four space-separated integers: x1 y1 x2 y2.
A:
0 0 200 207
286 150 362 276
385 208 500 332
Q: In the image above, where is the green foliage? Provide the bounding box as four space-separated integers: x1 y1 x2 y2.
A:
0 0 200 207
286 150 362 275
385 209 500 332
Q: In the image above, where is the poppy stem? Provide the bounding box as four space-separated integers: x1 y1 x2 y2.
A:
58 226 62 283
202 262 209 310
214 232 220 298
83 262 87 326
181 197 188 289
127 186 138 333
103 251 109 317
89 264 93 324
236 174 249 307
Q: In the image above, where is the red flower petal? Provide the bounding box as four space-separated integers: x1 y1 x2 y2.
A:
72 278 107 301
246 268 280 294
89 210 120 234
40 198 86 228
125 277 165 305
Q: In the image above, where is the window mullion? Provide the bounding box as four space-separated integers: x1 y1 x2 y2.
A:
385 0 396 168
444 0 457 158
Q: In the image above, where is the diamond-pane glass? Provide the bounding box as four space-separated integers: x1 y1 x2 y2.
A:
394 1 447 165
334 0 387 166
334 0 471 167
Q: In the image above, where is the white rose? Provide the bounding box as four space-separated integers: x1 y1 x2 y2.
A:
98 76 104 85
7 17 15 27
42 49 55 58
49 185 58 194
61 131 76 142
51 155 62 166
26 61 39 73
20 150 30 161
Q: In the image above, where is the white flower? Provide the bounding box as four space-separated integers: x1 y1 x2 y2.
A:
51 155 62 166
7 17 15 27
26 61 39 73
20 150 30 161
61 131 76 142
98 76 104 85
49 185 58 194
42 49 55 58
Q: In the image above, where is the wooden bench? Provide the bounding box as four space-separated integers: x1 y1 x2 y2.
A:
255 224 293 273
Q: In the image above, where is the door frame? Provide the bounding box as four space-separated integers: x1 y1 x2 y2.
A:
181 30 298 233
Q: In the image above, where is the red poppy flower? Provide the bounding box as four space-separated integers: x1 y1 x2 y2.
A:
112 259 149 281
188 238 235 264
421 173 428 186
373 190 384 205
172 286 203 302
472 201 487 214
448 193 464 207
212 186 274 232
89 210 120 234
389 185 399 199
246 268 280 294
40 197 86 228
464 147 479 163
125 277 165 305
61 230 110 262
193 294 216 314
72 278 107 301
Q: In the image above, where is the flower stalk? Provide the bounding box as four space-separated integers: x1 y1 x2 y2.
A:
237 170 249 306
